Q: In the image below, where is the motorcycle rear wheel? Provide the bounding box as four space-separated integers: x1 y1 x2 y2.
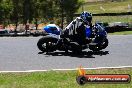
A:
37 36 58 52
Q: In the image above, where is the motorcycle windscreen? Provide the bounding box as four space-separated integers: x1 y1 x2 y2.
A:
85 27 92 38
95 23 107 36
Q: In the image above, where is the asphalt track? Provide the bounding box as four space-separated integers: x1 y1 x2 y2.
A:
0 35 132 71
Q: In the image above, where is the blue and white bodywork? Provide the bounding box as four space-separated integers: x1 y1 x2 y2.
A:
43 24 61 39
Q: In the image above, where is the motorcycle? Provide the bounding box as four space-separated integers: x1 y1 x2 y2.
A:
88 23 108 51
37 23 108 53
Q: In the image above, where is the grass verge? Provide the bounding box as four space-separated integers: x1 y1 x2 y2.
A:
0 68 132 88
79 0 132 14
92 15 132 23
108 31 132 35
78 0 132 23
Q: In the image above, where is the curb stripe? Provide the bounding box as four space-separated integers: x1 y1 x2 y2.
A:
0 66 132 73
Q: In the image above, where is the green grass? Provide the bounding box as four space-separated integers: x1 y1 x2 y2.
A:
0 68 132 88
78 0 132 23
108 31 132 35
92 15 132 23
79 0 132 14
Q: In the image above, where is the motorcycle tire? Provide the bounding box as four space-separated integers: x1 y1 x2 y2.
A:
89 38 108 51
101 38 108 49
37 36 58 52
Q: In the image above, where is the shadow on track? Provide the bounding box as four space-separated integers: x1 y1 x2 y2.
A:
38 51 109 58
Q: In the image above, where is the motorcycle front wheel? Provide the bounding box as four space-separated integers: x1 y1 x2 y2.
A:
89 38 108 51
101 38 108 49
37 36 58 52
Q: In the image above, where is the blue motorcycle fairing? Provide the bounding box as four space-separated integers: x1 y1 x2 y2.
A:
94 30 107 44
87 23 107 44
85 27 92 38
97 30 107 37
43 26 60 35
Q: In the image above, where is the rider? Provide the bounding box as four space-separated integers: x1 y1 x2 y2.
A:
63 11 92 45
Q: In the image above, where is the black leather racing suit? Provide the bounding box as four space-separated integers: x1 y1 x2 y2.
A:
63 17 91 45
